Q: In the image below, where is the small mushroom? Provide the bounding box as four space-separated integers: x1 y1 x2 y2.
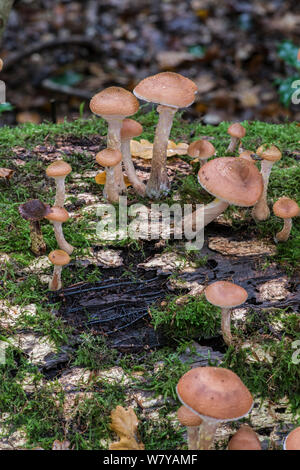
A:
120 118 146 196
283 426 300 450
48 249 70 291
96 148 122 203
176 367 253 450
90 87 139 194
133 72 197 198
252 145 282 221
188 139 215 167
228 425 261 450
238 150 255 162
273 197 300 242
18 199 51 256
46 160 72 207
44 206 74 255
205 281 248 346
226 123 246 153
177 406 202 450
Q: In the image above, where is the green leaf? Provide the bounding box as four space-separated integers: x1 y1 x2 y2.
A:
50 70 83 86
188 45 206 58
277 40 300 70
0 102 14 115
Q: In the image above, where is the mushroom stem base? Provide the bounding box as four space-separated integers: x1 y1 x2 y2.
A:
252 160 273 221
106 117 126 194
187 426 200 450
275 218 292 242
49 265 62 291
29 221 47 257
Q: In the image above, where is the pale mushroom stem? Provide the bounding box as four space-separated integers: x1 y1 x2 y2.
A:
146 105 177 198
252 160 274 221
187 426 200 450
106 117 126 194
183 198 229 233
103 166 120 203
49 265 62 291
227 137 239 153
52 221 74 255
275 218 292 242
54 177 67 207
197 418 219 450
221 307 232 346
29 220 47 256
121 139 146 196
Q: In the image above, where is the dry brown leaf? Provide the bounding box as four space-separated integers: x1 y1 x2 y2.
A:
130 139 188 160
95 171 132 187
0 168 14 180
109 405 144 450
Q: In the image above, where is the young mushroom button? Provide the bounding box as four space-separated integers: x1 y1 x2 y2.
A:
176 367 253 450
228 425 262 450
96 148 123 203
226 123 246 153
177 406 202 450
46 160 72 208
284 426 300 450
273 197 300 242
133 72 197 198
90 87 139 194
120 118 146 196
188 139 215 167
48 249 70 291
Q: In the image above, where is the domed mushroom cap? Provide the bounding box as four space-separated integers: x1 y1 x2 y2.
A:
239 150 254 162
198 157 263 207
45 206 70 223
256 144 282 162
48 249 70 266
19 199 51 221
90 87 139 117
46 160 72 178
133 72 197 108
228 425 261 450
177 367 253 421
96 148 122 167
121 118 143 139
273 197 300 219
227 123 246 139
177 406 202 427
205 281 248 308
188 140 215 160
284 427 300 450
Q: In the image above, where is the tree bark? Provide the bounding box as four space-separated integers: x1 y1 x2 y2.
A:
0 1 14 44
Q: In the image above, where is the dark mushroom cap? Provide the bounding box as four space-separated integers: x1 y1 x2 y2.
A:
177 367 253 421
198 157 263 207
19 199 51 221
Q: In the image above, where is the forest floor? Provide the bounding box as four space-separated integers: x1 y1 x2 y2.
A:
0 112 299 450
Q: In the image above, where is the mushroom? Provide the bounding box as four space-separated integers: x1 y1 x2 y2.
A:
18 199 51 256
205 281 248 346
90 87 139 194
188 139 215 167
96 148 122 203
226 123 246 153
273 197 300 242
283 426 300 450
177 405 202 450
176 367 253 450
44 206 74 255
133 72 197 198
182 157 263 233
48 249 70 291
120 118 146 196
251 145 282 221
46 160 72 208
228 425 261 450
238 150 255 162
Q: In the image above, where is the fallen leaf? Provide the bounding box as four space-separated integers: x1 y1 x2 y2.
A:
95 171 132 187
130 139 188 160
0 168 14 180
16 111 41 124
109 405 144 450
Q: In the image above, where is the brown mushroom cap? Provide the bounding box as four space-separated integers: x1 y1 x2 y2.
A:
177 406 203 427
198 157 263 207
188 140 215 160
133 72 197 108
90 87 139 117
273 197 300 219
96 148 122 167
18 199 51 221
228 123 246 139
256 144 282 162
48 249 70 266
239 150 254 162
205 281 248 308
121 118 143 139
177 367 253 421
45 206 70 223
228 425 261 450
0 58 3 72
46 161 72 178
285 427 300 450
